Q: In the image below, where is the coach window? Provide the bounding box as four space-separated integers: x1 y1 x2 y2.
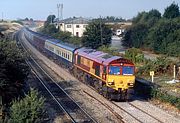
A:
60 51 62 56
69 54 72 60
62 52 64 57
67 53 69 59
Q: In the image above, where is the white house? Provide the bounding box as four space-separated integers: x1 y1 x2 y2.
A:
116 28 125 36
57 17 90 37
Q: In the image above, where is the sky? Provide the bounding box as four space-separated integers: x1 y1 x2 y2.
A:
0 0 179 20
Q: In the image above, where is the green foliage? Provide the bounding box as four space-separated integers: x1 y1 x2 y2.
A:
163 2 180 19
147 18 180 55
135 83 180 110
133 9 161 26
123 3 180 57
82 19 112 49
68 36 82 46
101 16 126 22
53 31 82 46
0 40 29 103
124 23 149 48
150 88 180 110
98 45 119 56
41 24 58 35
137 56 172 76
9 88 45 123
124 48 145 63
44 15 56 27
123 9 161 48
52 31 71 42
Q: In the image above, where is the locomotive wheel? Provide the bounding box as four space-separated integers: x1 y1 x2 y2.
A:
94 81 99 91
73 67 78 78
103 86 112 100
102 85 108 98
121 90 128 101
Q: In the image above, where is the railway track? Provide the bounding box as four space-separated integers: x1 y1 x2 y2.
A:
82 90 124 123
17 32 97 123
112 101 163 123
81 81 164 123
83 87 164 123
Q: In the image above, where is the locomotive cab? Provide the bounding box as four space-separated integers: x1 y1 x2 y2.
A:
105 58 135 93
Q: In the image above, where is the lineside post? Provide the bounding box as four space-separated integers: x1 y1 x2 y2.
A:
174 65 176 79
150 71 154 83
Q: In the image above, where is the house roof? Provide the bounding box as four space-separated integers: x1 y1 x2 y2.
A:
58 17 90 24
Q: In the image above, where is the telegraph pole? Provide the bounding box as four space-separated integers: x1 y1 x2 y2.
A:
100 15 103 45
60 4 63 20
57 4 60 22
57 3 63 21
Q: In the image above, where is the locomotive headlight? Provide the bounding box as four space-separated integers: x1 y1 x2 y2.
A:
108 80 115 85
128 83 134 86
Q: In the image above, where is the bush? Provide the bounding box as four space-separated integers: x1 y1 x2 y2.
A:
150 88 180 110
9 89 45 123
137 56 172 76
124 48 145 63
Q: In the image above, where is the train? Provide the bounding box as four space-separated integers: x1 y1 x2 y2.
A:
23 28 135 100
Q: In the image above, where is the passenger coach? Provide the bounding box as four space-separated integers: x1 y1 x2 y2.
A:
45 39 78 67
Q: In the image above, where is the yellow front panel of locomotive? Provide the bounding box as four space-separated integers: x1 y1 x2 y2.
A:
106 75 135 91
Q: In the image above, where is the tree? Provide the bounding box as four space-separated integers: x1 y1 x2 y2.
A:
163 2 180 19
82 19 112 49
9 89 45 123
30 18 33 21
0 40 29 104
41 24 58 34
44 15 56 27
53 31 82 46
123 23 148 48
24 18 29 21
53 31 72 42
132 9 161 26
123 3 180 56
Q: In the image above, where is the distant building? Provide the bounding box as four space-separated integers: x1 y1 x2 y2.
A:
34 20 45 27
116 28 125 36
105 22 132 36
57 17 90 37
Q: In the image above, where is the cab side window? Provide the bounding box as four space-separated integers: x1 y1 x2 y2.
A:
77 55 81 64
